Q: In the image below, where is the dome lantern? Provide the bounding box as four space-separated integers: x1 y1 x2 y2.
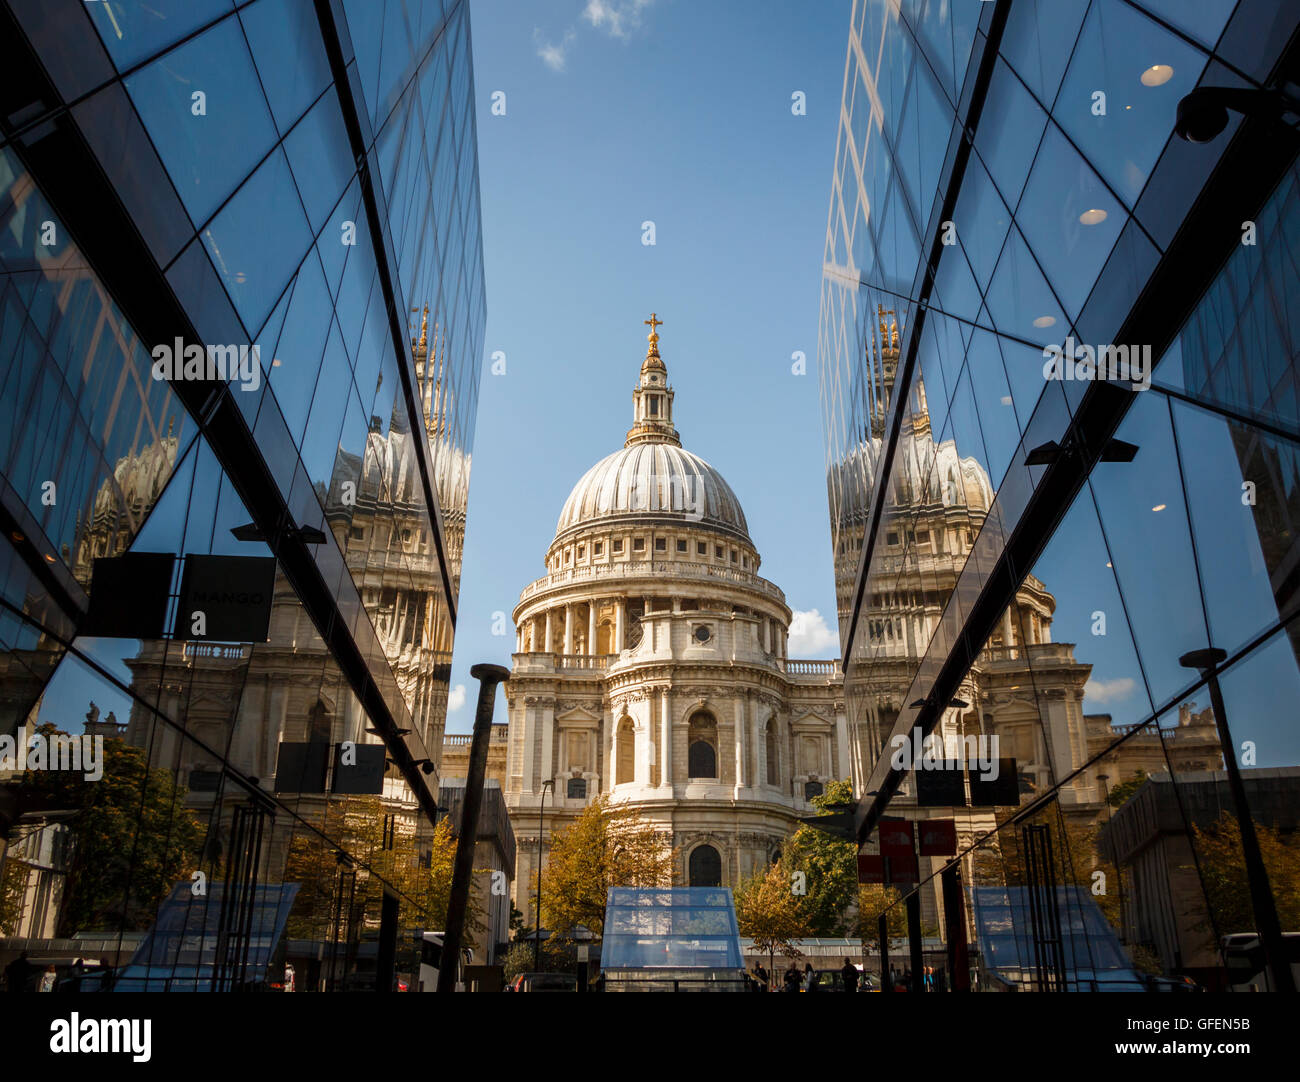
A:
626 313 680 448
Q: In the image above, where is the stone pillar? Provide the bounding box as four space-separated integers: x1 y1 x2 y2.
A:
523 701 536 791
540 700 555 789
563 604 574 655
761 619 770 653
614 599 625 652
661 688 673 790
544 609 553 654
588 603 597 656
834 710 850 783
735 694 748 789
750 702 761 789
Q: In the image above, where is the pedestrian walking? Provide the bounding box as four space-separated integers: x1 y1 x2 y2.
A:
840 957 860 993
783 963 801 992
4 951 33 993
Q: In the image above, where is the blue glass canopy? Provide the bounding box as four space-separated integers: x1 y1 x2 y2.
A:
602 887 744 970
970 885 1143 991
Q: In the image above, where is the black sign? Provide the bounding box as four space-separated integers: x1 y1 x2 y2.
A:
331 743 387 794
915 760 967 806
174 555 276 641
967 758 1021 807
81 552 174 638
274 742 330 793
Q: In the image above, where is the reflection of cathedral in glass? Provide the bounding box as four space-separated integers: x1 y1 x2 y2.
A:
121 314 457 824
831 311 1219 863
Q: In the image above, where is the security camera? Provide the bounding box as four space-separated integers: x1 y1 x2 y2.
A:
1174 86 1297 144
1175 90 1230 143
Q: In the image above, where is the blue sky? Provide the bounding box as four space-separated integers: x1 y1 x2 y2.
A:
444 0 851 731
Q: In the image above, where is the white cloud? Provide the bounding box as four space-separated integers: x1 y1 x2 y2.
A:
534 28 576 72
446 683 467 713
583 0 652 39
535 1 653 72
788 609 840 657
1083 676 1136 705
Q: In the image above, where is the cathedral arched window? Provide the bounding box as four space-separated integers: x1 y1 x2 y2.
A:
687 712 717 779
765 719 778 786
688 740 716 779
615 717 635 785
689 844 722 887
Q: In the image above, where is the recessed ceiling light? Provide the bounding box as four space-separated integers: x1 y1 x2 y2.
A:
1079 208 1108 226
1141 64 1174 87
1001 395 1013 406
1032 315 1056 328
1152 504 1167 512
44 553 56 562
234 272 247 284
1105 562 1112 568
272 358 282 367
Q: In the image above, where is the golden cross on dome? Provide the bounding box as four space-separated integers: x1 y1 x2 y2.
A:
644 313 663 335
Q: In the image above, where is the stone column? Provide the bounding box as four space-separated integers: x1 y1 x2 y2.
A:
661 688 673 790
563 604 574 655
523 701 536 791
540 700 555 789
761 619 770 654
834 709 850 783
735 694 748 790
750 702 761 789
544 609 553 654
588 603 597 656
614 599 625 652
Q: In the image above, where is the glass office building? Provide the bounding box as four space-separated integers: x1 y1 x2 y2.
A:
0 0 484 991
820 0 1300 990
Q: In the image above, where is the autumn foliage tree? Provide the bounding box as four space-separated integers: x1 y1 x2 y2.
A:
282 797 482 942
1190 809 1300 937
733 861 808 982
539 795 675 940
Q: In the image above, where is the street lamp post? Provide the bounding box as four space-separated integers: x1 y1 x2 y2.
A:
1180 647 1295 993
534 779 554 971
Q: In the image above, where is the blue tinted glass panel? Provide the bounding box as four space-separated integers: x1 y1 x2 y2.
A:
125 17 278 226
200 148 312 333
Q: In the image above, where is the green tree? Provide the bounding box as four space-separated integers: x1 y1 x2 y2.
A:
11 726 204 936
782 779 859 935
1106 770 1150 809
734 861 808 983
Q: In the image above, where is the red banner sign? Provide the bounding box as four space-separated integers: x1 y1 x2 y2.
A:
919 819 957 856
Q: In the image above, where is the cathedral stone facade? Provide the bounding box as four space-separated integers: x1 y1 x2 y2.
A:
505 321 845 906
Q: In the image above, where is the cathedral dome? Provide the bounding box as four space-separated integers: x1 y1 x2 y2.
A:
555 442 750 542
552 316 751 546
